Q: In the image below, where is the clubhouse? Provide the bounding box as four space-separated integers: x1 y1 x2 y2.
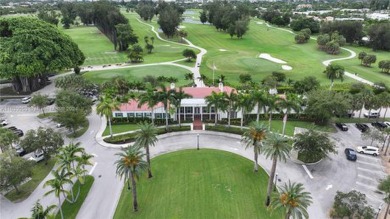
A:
112 82 241 121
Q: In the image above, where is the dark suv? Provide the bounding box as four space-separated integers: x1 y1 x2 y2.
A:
356 123 369 132
336 123 348 131
345 148 357 161
371 122 387 130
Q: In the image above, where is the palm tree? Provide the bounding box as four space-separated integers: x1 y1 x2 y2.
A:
138 88 159 125
278 93 302 135
205 91 228 125
236 92 255 129
265 94 280 129
380 92 390 121
269 181 312 219
171 87 192 127
225 89 237 128
135 121 158 178
78 152 93 180
262 132 291 206
324 64 344 90
348 93 364 118
30 200 56 219
241 122 268 172
43 169 72 219
185 72 194 84
97 95 120 137
251 89 267 122
156 84 176 130
115 145 148 212
378 175 390 219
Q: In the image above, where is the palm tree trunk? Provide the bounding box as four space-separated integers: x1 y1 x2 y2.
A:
58 197 64 219
285 209 291 219
268 112 273 130
266 158 277 206
151 108 154 125
228 108 231 128
215 109 218 125
253 146 258 172
282 114 288 136
384 203 389 219
384 107 388 121
240 109 244 129
359 108 363 118
165 109 169 131
178 105 181 127
145 146 152 178
256 104 260 122
130 171 138 212
108 117 113 137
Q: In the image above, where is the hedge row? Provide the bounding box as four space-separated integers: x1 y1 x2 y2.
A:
104 125 191 144
205 125 246 135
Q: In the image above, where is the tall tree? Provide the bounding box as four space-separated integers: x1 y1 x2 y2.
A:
251 89 267 122
225 89 237 128
236 92 255 129
115 145 148 212
0 17 85 93
29 93 49 116
278 93 302 135
138 89 159 125
171 87 192 127
0 156 33 194
182 49 197 62
241 122 268 172
262 132 291 206
157 5 182 38
43 169 72 219
20 127 64 165
135 122 158 178
115 23 138 52
378 176 390 219
205 91 228 125
323 64 344 89
156 85 176 130
265 94 280 130
96 95 120 137
0 128 19 153
269 181 312 219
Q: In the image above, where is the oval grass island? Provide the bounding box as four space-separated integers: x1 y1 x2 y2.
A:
114 149 282 219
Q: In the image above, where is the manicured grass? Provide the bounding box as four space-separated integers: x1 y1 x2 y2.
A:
334 45 390 84
269 120 336 135
63 26 128 66
5 159 56 202
179 15 353 86
103 123 140 136
55 175 95 219
114 149 282 219
83 65 191 85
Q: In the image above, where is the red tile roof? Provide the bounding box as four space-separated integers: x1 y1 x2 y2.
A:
118 86 236 111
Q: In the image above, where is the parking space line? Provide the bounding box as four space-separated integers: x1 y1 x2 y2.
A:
89 162 98 175
357 160 382 168
357 155 380 161
357 167 386 176
357 174 380 182
302 165 313 179
356 181 380 191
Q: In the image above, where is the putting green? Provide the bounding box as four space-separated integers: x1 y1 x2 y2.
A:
114 149 282 219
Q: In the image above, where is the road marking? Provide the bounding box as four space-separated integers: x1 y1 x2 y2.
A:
357 174 380 182
356 181 379 191
302 165 313 179
89 162 98 175
357 160 381 167
91 153 98 158
325 184 333 190
357 167 386 176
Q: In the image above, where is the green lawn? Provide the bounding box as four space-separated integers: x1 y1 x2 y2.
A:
114 149 282 219
269 120 335 135
55 175 95 219
334 45 390 84
83 65 192 85
103 123 140 136
5 159 56 202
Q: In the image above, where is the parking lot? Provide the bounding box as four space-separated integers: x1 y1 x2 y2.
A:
330 123 385 210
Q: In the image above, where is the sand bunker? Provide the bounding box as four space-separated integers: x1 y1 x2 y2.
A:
256 22 264 25
178 25 186 29
282 65 292 70
219 49 227 52
259 53 286 64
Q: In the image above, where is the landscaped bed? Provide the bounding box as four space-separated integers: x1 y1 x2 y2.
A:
114 149 282 219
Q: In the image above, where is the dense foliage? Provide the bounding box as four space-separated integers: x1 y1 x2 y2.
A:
0 17 85 93
331 190 375 218
320 21 363 44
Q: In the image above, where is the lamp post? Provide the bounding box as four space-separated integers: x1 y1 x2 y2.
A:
375 204 383 219
197 134 200 150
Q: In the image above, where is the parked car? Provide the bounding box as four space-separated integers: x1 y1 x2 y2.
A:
7 126 17 131
13 145 26 156
56 123 64 128
13 129 24 137
371 122 387 130
28 150 44 162
21 96 32 104
364 111 379 118
1 119 8 126
336 123 348 131
344 148 357 161
46 98 55 105
384 121 390 127
356 146 379 156
356 123 369 132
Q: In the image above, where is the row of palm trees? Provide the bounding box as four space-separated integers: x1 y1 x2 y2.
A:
97 85 193 137
41 142 93 219
241 121 313 218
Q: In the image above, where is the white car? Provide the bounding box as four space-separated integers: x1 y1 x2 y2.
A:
21 96 32 104
28 150 45 162
356 146 379 156
1 119 8 126
384 121 390 127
